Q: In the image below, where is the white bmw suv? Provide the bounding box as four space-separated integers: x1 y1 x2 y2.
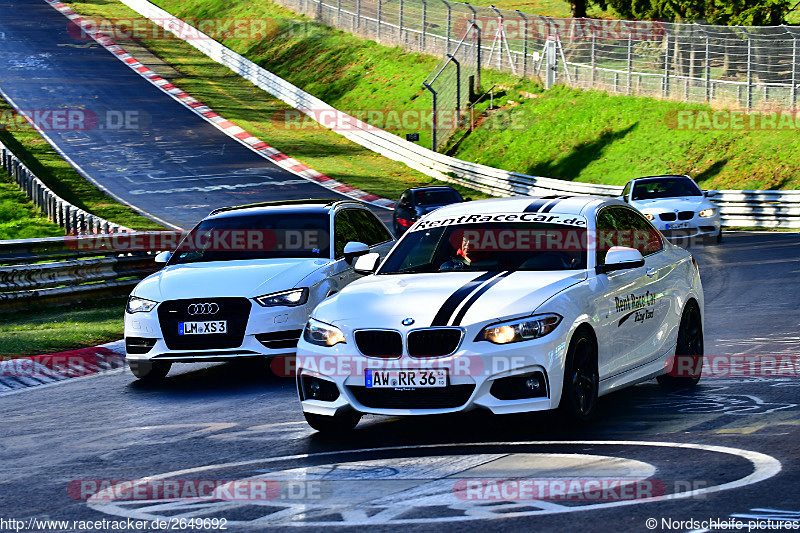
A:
124 199 395 381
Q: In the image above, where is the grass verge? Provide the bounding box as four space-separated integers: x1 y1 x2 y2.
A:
0 97 164 231
0 169 63 241
73 0 799 191
0 297 126 357
65 0 488 202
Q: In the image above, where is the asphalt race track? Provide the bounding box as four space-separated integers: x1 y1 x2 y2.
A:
1 0 800 531
0 0 391 230
0 232 798 532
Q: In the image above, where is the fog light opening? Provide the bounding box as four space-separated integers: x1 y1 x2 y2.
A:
490 371 548 400
301 375 340 402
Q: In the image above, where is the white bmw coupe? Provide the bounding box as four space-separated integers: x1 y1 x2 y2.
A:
294 196 704 432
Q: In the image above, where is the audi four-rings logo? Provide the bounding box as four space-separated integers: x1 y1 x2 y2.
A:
187 302 219 315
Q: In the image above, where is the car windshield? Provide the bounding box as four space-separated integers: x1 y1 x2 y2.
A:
632 178 702 200
414 189 463 206
169 212 330 265
379 222 587 274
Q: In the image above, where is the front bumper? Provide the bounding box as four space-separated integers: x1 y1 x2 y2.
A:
295 332 570 417
649 215 721 240
124 300 311 362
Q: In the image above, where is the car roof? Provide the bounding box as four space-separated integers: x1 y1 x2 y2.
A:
633 175 693 182
405 186 459 193
206 199 366 219
420 195 611 218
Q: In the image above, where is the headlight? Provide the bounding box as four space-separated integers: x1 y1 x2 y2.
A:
254 288 309 307
644 213 655 221
478 314 562 344
303 318 346 347
698 208 716 218
126 296 157 314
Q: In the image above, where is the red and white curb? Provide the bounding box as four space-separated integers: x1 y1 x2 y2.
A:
0 340 126 393
44 0 395 210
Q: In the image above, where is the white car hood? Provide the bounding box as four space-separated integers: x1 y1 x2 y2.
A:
315 270 587 328
133 258 329 301
630 196 710 213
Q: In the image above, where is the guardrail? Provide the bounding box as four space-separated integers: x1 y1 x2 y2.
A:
0 236 160 312
118 0 800 229
1 140 130 234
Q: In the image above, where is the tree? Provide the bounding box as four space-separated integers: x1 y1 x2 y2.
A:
567 0 794 25
567 0 589 17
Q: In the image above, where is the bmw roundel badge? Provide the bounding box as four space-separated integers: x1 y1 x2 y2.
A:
402 318 415 326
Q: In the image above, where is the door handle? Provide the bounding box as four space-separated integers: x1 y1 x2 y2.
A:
646 268 657 278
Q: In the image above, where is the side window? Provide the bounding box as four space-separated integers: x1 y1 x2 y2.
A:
596 208 616 266
596 207 663 265
333 210 360 259
399 191 412 207
350 209 393 246
627 209 663 257
621 182 631 201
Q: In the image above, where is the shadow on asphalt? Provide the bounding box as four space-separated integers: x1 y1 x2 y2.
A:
126 359 291 397
302 381 714 450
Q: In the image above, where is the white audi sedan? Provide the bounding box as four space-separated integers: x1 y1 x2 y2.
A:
124 199 394 381
622 175 722 243
295 196 704 432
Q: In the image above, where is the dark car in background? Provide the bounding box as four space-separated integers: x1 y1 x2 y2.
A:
392 186 466 235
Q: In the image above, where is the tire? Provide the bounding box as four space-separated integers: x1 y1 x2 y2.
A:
304 411 361 433
129 361 171 382
716 229 723 244
558 329 599 423
658 302 703 389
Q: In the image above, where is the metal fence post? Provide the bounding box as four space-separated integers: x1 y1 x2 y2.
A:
627 33 633 95
356 0 361 32
449 54 461 112
337 0 342 27
792 38 798 111
591 34 597 86
465 3 479 85
663 33 671 98
747 37 753 111
517 10 529 77
423 81 438 151
399 0 404 43
440 0 452 54
377 0 382 41
421 0 427 52
705 37 711 102
545 39 556 89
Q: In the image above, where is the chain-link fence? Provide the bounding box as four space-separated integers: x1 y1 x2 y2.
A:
275 0 800 111
423 22 480 150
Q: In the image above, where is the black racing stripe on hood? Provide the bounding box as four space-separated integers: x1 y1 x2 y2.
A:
523 196 559 212
430 271 501 327
451 270 514 326
540 198 566 213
